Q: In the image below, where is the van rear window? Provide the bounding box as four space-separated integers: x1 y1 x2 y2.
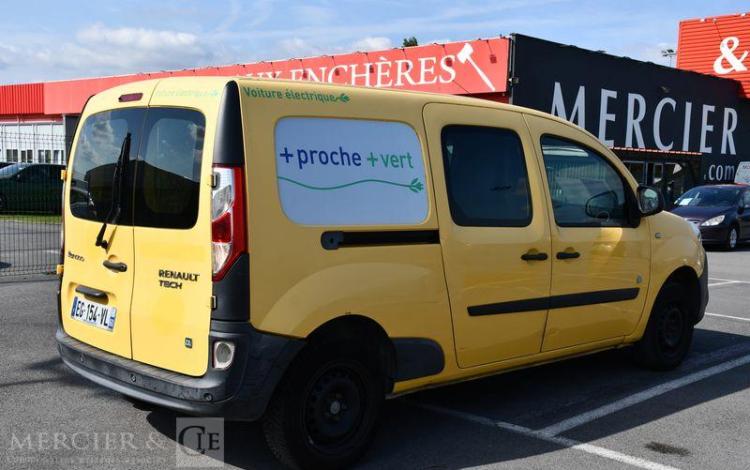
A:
133 108 205 229
69 107 205 229
69 109 143 223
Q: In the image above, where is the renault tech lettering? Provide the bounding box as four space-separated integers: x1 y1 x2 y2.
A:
57 77 708 469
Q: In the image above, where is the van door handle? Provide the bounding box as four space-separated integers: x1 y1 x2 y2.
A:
521 251 549 261
75 285 108 299
556 251 581 260
103 260 128 272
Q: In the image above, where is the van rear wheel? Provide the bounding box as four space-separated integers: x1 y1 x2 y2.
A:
262 345 383 470
633 281 694 370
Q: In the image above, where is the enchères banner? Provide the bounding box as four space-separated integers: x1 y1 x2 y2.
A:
243 38 509 95
510 34 750 183
275 117 429 225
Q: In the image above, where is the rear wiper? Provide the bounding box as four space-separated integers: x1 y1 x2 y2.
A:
95 133 131 250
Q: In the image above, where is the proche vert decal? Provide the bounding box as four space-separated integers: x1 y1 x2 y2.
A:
158 269 200 290
275 117 428 225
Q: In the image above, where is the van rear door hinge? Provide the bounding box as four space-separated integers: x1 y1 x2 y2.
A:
211 295 217 310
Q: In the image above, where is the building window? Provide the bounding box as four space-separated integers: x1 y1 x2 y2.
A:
41 150 52 163
6 149 19 162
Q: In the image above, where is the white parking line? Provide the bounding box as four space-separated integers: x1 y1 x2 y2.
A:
414 402 680 470
708 280 742 288
537 353 750 437
706 312 750 322
708 277 750 284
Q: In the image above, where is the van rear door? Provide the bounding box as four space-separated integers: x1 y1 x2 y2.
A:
61 102 147 359
129 80 219 377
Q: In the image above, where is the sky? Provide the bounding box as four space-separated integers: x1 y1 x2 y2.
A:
0 0 748 84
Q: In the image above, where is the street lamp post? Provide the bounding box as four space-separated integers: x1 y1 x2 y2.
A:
661 48 676 67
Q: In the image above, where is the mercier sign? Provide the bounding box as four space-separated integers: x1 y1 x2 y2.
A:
510 34 750 184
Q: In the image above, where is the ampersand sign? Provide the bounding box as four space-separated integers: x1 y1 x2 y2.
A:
713 36 748 74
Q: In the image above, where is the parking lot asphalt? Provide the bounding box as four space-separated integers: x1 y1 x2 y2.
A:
1 248 750 469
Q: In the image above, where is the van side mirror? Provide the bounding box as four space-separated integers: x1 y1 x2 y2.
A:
585 190 619 220
637 186 663 216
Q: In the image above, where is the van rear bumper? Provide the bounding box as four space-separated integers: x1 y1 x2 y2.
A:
56 321 304 421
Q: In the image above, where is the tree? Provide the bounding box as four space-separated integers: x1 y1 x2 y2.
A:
402 36 418 47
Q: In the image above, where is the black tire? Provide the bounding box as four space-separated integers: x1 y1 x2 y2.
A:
633 282 694 370
262 344 384 470
724 225 739 251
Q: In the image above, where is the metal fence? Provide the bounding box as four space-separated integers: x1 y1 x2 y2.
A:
0 131 67 279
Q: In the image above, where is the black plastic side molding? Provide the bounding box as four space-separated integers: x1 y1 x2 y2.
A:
321 230 440 250
468 288 640 316
212 254 250 321
212 80 249 322
392 338 445 381
213 81 244 166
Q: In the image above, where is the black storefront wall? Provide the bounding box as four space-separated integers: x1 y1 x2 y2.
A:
509 34 750 186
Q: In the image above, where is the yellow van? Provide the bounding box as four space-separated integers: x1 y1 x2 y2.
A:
57 77 708 469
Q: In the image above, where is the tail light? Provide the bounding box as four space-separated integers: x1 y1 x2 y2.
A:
211 165 247 281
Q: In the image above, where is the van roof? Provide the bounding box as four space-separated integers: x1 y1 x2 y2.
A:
99 76 590 139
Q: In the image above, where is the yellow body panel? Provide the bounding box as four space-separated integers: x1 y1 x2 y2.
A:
127 79 224 376
523 114 652 351
61 76 704 397
422 103 552 368
60 81 160 360
625 210 705 342
62 78 222 376
239 80 456 363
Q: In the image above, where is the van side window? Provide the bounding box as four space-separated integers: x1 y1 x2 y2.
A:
69 109 143 223
441 125 532 227
133 108 205 229
540 136 627 227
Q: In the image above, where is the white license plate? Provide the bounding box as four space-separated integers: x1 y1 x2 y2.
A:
70 296 117 331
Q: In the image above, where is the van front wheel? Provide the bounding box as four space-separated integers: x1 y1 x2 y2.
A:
263 346 383 469
633 281 694 370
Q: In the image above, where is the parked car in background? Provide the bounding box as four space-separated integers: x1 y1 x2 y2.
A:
0 162 14 169
671 184 750 250
0 163 65 214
